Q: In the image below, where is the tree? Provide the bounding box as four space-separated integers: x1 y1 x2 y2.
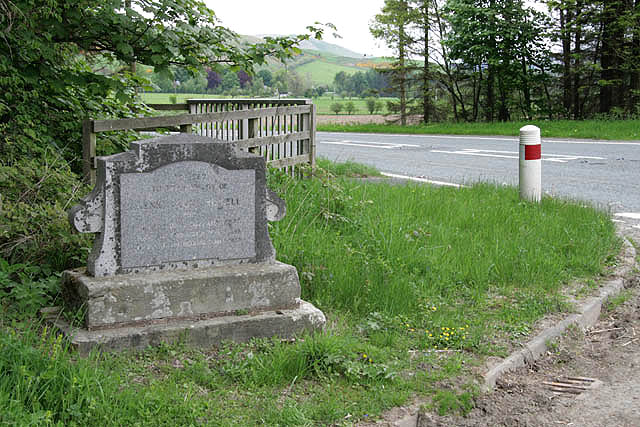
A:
408 0 434 123
345 101 356 114
207 69 222 91
330 102 344 114
366 98 377 114
237 70 252 88
222 71 240 91
365 69 391 94
371 0 414 125
257 69 273 87
445 0 547 121
334 71 349 92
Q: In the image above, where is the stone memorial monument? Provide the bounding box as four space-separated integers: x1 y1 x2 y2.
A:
55 134 325 354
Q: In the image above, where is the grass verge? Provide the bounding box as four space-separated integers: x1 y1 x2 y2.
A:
317 119 640 141
1 163 620 425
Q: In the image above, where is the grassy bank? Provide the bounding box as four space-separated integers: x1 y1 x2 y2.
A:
1 164 619 425
318 119 640 140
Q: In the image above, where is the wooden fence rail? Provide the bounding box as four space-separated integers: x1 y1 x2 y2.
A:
82 98 316 184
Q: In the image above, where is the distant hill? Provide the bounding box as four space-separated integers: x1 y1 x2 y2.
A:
258 35 365 58
297 39 365 58
244 35 391 87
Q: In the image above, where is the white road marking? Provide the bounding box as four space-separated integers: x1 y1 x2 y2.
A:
430 148 606 163
615 213 640 220
320 140 420 149
381 172 464 188
319 132 640 146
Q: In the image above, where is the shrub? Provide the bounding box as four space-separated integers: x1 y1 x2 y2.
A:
330 102 344 114
366 98 376 114
0 154 91 271
345 101 356 115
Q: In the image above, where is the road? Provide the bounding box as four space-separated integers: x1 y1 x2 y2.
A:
317 131 640 223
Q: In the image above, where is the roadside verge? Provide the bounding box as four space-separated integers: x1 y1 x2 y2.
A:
483 234 638 391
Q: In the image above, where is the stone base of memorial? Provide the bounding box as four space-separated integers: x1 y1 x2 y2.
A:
53 263 324 355
50 134 326 354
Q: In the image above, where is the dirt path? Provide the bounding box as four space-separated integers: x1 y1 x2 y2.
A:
358 221 640 427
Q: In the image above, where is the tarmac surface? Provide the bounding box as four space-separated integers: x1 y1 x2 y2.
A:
318 132 640 214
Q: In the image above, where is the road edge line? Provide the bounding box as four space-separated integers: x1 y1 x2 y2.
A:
380 172 464 188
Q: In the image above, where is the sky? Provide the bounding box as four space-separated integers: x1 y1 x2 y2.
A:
204 0 393 57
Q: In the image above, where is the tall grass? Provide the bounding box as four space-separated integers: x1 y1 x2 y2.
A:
269 171 618 333
317 119 640 140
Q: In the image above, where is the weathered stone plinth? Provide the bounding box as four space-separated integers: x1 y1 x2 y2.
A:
51 300 325 355
63 261 302 329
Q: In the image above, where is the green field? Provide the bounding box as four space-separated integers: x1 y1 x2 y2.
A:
312 96 393 114
295 61 361 86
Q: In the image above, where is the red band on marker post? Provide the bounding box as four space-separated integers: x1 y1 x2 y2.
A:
524 144 541 160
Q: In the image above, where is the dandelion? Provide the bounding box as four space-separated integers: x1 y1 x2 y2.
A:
362 353 368 359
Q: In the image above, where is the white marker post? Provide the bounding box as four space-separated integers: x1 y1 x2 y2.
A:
519 125 541 203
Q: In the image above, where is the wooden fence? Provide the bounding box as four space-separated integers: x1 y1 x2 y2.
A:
82 98 316 184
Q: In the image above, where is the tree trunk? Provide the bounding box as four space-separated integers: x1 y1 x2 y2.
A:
572 0 583 119
399 7 408 126
560 7 573 117
422 5 430 124
486 64 495 122
600 0 625 113
629 0 640 112
497 75 510 121
521 59 531 120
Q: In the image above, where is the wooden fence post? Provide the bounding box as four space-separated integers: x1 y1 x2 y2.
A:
240 103 248 141
188 101 198 135
306 100 317 169
247 117 259 154
82 119 96 185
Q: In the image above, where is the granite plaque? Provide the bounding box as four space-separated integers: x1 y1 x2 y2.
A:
68 134 282 276
120 161 255 268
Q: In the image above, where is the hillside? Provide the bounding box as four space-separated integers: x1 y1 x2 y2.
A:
245 35 392 87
